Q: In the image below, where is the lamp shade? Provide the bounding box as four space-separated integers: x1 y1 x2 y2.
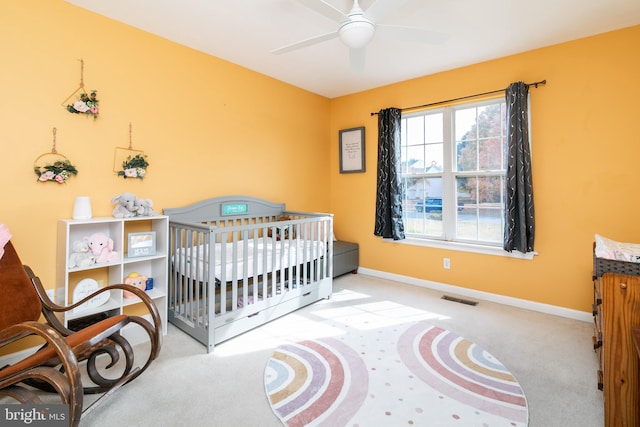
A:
338 18 375 49
72 196 92 220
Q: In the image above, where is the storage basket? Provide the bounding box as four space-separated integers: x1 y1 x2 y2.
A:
593 242 640 278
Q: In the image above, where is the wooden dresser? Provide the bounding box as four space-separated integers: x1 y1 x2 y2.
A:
593 272 640 426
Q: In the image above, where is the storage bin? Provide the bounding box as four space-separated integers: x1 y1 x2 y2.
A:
333 241 358 278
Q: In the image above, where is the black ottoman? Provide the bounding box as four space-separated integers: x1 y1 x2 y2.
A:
333 241 359 278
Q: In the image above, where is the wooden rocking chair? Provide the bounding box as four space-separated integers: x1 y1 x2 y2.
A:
0 241 162 426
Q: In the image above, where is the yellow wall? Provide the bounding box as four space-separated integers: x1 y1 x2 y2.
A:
2 1 639 315
1 1 330 287
329 25 640 312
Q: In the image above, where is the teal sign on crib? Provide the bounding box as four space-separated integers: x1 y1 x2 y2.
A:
222 203 248 216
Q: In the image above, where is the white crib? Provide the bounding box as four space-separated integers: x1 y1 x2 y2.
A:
164 196 333 353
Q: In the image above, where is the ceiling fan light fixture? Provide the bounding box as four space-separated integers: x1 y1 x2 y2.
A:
338 19 375 49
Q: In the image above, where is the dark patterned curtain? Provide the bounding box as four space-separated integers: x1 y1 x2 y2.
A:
504 82 535 253
374 108 405 240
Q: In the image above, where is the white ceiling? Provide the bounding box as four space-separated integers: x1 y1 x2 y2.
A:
65 0 640 98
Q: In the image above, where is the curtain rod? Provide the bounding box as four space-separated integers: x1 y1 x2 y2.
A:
370 79 546 116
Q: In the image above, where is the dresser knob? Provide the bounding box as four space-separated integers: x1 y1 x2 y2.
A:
620 282 627 290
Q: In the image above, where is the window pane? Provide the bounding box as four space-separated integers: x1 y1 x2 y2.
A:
455 108 477 172
404 177 443 207
455 108 476 141
456 139 477 171
425 112 443 144
478 137 503 170
456 211 478 240
403 177 443 237
478 176 503 205
477 208 503 242
455 176 504 243
425 144 443 172
405 116 424 146
477 104 503 138
404 145 425 173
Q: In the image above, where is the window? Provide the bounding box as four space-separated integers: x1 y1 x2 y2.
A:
400 98 507 247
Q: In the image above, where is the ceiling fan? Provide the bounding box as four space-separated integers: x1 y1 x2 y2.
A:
271 0 446 72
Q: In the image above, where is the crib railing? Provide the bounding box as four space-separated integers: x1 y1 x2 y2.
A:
167 212 332 351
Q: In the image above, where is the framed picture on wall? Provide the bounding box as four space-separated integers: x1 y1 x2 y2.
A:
339 126 365 173
127 232 156 258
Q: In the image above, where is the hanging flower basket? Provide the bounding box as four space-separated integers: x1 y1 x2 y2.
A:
62 60 99 120
117 154 148 179
35 159 78 184
66 90 99 119
34 127 78 184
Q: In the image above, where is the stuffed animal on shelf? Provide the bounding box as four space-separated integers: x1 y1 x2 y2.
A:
111 192 138 218
86 232 119 264
134 197 157 217
123 271 148 298
68 239 96 268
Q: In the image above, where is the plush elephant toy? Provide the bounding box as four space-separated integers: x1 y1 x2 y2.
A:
134 197 158 217
86 232 119 263
111 192 138 218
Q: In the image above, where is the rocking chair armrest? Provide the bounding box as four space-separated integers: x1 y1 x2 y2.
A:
54 284 163 349
48 284 161 348
101 284 162 339
52 287 115 314
0 321 79 377
23 265 161 350
0 321 70 354
25 265 158 323
24 265 119 315
0 329 33 347
37 282 157 319
22 265 74 314
34 286 117 337
39 284 153 315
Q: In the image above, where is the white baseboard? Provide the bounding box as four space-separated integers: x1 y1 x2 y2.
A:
357 267 593 323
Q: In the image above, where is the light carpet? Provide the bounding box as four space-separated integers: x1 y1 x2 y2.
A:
264 320 528 426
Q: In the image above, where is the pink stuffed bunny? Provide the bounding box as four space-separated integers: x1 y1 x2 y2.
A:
86 232 119 263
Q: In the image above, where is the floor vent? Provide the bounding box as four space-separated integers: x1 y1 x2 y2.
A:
441 295 478 306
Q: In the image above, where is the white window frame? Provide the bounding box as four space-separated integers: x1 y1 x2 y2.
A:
397 97 534 260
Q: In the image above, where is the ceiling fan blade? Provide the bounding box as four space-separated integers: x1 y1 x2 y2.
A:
271 31 339 54
295 0 347 23
365 0 411 23
349 48 366 73
376 24 449 44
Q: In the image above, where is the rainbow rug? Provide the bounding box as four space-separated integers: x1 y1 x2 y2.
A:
264 321 528 426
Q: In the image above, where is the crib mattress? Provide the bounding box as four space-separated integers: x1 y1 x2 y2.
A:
173 237 325 281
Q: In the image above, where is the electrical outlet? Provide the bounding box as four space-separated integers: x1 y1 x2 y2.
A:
45 289 55 301
443 258 451 269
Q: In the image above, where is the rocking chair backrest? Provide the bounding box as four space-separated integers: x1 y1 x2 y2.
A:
0 241 41 330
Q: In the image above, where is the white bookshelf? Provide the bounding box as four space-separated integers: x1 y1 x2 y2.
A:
56 216 168 335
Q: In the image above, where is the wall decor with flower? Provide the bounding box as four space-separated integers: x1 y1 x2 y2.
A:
34 127 78 184
61 59 99 120
114 123 149 179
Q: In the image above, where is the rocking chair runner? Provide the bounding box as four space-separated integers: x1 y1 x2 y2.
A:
0 241 162 427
